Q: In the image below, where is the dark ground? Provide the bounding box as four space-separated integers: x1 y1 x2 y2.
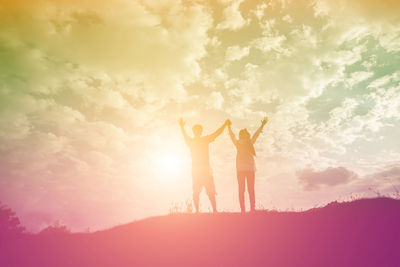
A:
1 198 400 267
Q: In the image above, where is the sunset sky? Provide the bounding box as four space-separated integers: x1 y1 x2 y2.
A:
1 0 400 232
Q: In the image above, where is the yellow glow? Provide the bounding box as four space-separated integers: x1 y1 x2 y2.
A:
158 153 181 174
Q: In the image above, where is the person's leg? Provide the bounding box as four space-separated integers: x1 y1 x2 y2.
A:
193 190 200 213
247 171 256 212
237 171 246 213
205 174 217 213
192 172 201 213
207 192 217 213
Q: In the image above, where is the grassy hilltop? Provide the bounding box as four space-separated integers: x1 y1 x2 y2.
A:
2 198 400 267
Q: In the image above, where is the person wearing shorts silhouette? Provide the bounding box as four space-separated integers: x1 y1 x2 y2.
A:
179 118 228 213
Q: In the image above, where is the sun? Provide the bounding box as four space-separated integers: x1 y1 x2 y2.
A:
158 153 181 173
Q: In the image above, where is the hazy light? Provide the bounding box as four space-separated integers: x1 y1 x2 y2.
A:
158 153 181 174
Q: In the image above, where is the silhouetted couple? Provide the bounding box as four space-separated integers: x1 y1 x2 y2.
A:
179 117 268 213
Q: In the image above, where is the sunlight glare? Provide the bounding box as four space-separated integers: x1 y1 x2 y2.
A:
159 153 181 173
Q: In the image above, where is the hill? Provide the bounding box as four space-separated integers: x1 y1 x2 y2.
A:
1 198 400 267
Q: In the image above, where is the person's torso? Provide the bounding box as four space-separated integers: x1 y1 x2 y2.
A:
236 141 255 171
188 137 211 168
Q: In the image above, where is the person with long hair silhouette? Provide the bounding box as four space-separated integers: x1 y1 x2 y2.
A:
227 117 268 212
179 118 228 213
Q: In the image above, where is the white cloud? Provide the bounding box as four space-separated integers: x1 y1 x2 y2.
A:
345 71 374 88
378 24 400 52
252 35 289 54
368 72 399 89
327 98 359 127
252 3 268 21
206 91 225 110
361 55 377 69
282 15 293 23
216 0 249 31
290 24 317 48
225 45 250 61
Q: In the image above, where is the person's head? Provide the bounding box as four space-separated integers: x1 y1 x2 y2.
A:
192 124 203 137
239 128 251 141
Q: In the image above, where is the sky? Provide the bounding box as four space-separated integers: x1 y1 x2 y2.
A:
0 0 400 232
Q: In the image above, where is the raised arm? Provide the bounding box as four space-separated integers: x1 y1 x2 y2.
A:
206 120 228 141
179 118 191 144
251 117 268 144
227 120 238 145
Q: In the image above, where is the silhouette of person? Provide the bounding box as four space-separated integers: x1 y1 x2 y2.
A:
179 118 228 213
227 117 268 213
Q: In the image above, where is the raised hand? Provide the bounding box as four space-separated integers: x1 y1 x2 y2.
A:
261 117 268 126
179 118 185 127
226 119 232 127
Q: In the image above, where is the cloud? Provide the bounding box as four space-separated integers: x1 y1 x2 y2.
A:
297 166 359 191
216 0 249 31
252 3 268 21
252 35 289 54
367 165 400 181
316 0 400 52
225 45 250 61
206 91 225 110
345 163 400 197
368 72 400 89
282 15 293 23
327 98 358 128
317 0 400 21
0 0 213 98
344 71 374 88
